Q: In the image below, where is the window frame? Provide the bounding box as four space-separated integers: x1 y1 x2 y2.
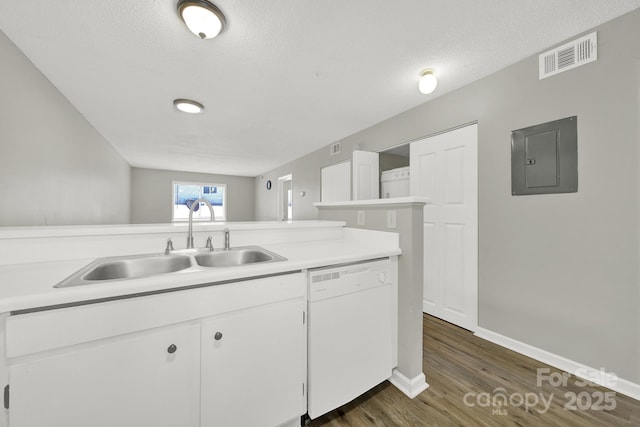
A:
171 180 227 223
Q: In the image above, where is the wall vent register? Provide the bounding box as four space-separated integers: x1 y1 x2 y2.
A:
539 32 597 79
511 116 578 196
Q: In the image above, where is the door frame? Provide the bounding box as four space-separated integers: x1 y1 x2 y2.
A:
277 174 293 221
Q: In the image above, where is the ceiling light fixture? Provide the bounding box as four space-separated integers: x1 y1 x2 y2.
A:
177 0 226 40
173 98 204 114
418 68 438 95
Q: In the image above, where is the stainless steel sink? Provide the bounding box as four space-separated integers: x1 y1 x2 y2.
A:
55 254 193 288
194 246 287 267
54 246 287 288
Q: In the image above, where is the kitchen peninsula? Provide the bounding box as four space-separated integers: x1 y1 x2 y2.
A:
0 221 403 427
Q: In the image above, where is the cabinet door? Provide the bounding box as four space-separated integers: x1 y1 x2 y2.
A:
201 299 306 427
9 322 200 427
352 150 379 200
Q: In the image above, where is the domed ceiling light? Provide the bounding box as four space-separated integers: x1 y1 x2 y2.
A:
177 0 226 39
418 68 438 95
173 98 204 114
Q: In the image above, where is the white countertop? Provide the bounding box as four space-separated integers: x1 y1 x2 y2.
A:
314 197 428 207
0 229 400 313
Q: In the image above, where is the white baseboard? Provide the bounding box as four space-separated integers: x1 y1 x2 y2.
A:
278 415 302 427
389 369 429 398
277 417 300 427
475 327 640 401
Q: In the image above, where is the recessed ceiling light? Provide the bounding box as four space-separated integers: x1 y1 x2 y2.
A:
173 98 204 114
177 0 226 40
418 68 438 95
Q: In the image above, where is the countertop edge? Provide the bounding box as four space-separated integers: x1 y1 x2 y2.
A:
0 246 401 314
314 197 428 207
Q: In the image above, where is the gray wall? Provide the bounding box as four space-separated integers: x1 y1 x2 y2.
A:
0 30 131 226
255 162 320 221
130 168 255 223
257 10 640 383
379 153 409 173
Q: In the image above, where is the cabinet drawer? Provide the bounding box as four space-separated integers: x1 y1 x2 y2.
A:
6 272 305 358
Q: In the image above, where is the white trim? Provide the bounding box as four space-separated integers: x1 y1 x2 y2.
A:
475 327 640 401
377 120 479 157
276 417 301 427
277 174 293 221
388 369 429 399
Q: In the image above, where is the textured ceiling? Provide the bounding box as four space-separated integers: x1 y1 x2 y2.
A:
1 1 639 177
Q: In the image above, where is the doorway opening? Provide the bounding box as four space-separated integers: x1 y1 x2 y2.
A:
278 174 293 221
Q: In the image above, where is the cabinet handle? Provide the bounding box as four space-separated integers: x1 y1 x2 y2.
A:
214 332 223 341
167 344 177 354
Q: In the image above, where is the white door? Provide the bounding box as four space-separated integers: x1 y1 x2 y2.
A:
352 150 379 200
410 124 478 331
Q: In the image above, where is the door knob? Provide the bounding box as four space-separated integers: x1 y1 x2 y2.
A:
167 344 177 354
214 332 223 341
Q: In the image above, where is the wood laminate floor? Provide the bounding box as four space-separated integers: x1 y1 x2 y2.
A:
308 314 640 427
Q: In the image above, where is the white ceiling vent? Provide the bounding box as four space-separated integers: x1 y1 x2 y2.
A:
329 142 341 156
539 32 597 80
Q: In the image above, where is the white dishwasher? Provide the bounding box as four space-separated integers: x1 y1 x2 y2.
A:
307 258 395 419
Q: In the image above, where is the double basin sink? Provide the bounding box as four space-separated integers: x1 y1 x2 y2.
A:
55 246 287 288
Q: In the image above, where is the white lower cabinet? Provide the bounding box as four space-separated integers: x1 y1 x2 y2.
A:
9 322 201 427
201 298 306 427
4 273 307 427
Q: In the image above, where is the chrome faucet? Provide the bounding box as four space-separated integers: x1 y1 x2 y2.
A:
187 198 215 249
164 238 175 255
224 228 230 250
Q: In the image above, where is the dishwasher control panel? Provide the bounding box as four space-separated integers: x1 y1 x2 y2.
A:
308 258 391 301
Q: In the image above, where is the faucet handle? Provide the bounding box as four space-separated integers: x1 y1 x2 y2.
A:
205 236 213 251
164 238 175 255
223 228 230 251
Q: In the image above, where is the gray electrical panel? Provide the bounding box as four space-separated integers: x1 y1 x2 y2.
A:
511 116 577 196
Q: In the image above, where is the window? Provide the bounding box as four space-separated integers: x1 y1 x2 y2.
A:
172 181 226 222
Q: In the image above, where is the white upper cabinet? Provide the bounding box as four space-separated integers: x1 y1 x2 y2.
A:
352 150 379 200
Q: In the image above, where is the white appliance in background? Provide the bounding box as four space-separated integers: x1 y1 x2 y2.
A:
381 166 410 198
307 258 396 420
